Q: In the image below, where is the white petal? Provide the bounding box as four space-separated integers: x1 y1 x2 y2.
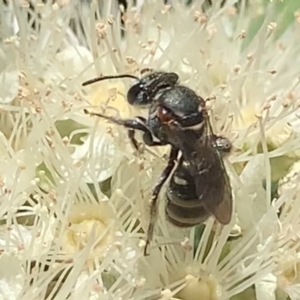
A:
0 3 19 37
236 156 268 229
0 65 19 104
72 130 124 183
285 284 300 300
0 217 55 258
0 149 37 210
0 254 24 300
0 225 32 253
255 273 277 300
55 45 94 80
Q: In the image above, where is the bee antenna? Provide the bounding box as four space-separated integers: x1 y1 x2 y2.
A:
82 74 140 86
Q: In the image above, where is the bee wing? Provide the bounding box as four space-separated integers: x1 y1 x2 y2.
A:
191 122 233 225
171 114 233 225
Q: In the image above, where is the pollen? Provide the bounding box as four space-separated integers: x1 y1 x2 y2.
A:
61 201 116 259
232 105 257 134
277 254 300 288
233 102 296 153
176 274 221 300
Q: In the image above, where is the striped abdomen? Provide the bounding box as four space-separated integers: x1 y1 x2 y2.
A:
165 160 210 227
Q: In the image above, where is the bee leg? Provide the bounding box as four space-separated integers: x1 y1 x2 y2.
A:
84 109 166 148
129 128 167 154
142 131 167 147
211 135 232 155
128 129 140 151
84 109 152 149
84 109 148 131
144 148 179 256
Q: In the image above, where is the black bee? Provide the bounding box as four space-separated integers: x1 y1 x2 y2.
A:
82 70 233 255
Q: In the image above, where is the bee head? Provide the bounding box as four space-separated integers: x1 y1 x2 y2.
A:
82 71 179 107
128 71 179 106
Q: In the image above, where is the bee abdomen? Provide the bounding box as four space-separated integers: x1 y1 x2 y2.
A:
165 174 210 227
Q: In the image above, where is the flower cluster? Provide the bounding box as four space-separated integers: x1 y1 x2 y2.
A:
1 0 300 299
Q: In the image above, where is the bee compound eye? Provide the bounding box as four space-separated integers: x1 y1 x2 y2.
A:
127 83 151 106
127 84 141 105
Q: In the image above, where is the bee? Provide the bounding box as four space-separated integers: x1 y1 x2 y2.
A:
82 70 233 255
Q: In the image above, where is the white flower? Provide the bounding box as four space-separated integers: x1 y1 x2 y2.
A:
1 0 300 299
0 207 57 299
135 205 278 300
256 161 300 300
